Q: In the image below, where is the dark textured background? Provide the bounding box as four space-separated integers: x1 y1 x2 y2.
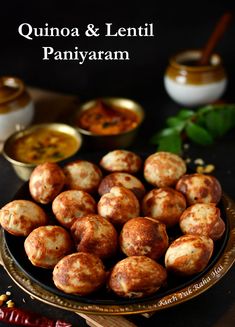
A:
1 0 235 137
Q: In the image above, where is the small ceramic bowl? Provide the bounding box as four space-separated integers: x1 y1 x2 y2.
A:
73 97 144 149
164 49 227 106
0 76 34 141
3 123 82 181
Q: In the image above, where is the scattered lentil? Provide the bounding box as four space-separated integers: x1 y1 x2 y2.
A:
194 158 205 165
0 295 8 302
6 300 15 308
196 164 215 174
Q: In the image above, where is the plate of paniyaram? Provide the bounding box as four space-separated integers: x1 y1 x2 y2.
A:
1 150 235 315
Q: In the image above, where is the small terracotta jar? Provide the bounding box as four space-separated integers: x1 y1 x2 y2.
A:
164 50 227 107
0 76 34 141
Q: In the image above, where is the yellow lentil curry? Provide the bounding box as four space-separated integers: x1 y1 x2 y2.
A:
11 128 79 164
77 100 140 135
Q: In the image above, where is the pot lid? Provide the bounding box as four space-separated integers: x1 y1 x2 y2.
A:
0 77 25 105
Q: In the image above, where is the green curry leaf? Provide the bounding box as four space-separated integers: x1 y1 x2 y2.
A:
151 104 235 154
177 109 195 119
185 122 214 145
166 117 186 132
198 105 235 137
157 131 182 154
150 127 177 143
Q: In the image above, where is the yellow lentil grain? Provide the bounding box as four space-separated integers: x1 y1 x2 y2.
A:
0 294 8 302
6 300 15 308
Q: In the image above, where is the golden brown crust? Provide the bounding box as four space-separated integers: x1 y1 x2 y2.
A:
120 217 169 260
53 252 106 295
0 200 48 236
176 173 222 205
142 187 186 227
100 150 142 173
63 160 102 193
29 162 65 204
2 150 226 300
52 190 96 229
24 225 73 269
144 152 186 187
97 186 140 226
179 203 225 240
71 214 118 260
98 172 146 200
165 234 214 276
109 256 167 298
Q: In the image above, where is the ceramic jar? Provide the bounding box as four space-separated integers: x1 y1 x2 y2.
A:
0 76 34 141
164 50 227 107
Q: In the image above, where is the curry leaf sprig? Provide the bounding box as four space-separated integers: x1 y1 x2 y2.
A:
151 104 235 154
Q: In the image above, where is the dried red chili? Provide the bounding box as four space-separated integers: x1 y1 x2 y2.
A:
0 307 72 327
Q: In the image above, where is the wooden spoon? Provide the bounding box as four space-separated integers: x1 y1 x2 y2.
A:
199 12 233 66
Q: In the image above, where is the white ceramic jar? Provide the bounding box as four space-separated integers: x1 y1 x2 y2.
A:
164 50 227 107
0 76 34 141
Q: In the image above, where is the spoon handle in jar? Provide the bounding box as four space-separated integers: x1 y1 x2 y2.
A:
199 12 233 66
